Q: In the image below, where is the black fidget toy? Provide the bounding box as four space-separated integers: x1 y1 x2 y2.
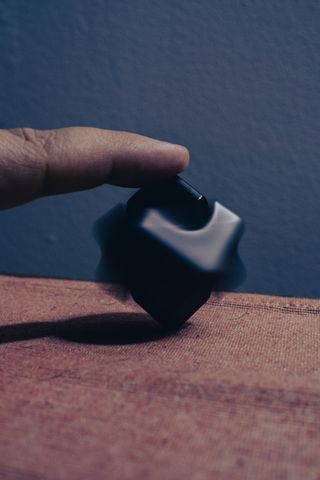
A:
96 176 245 329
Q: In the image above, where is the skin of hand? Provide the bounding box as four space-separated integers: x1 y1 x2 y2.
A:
0 127 189 210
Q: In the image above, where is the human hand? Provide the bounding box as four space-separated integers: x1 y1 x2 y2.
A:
0 127 189 210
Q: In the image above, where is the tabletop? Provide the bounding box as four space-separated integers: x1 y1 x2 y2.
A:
1 275 320 480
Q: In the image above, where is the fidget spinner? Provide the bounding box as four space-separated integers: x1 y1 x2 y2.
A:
96 176 245 329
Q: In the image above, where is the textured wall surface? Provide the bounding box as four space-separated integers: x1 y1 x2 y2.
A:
0 0 320 297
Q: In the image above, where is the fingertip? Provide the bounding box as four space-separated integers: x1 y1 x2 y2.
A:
175 144 190 172
161 142 190 174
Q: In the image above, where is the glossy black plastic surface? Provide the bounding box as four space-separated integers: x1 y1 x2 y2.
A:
120 176 245 329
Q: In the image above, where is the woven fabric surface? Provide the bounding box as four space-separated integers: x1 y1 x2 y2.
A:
0 275 320 480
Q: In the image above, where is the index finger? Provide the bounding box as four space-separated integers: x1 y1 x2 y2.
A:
0 127 189 209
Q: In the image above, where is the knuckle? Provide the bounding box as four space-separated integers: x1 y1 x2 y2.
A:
7 127 56 160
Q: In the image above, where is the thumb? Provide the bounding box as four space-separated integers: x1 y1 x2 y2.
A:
0 127 189 209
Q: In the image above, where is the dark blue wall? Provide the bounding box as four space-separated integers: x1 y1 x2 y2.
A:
1 1 320 297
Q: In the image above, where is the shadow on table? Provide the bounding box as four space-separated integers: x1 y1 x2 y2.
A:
0 312 183 346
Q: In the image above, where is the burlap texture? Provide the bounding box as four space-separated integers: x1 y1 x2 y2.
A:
1 275 320 480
